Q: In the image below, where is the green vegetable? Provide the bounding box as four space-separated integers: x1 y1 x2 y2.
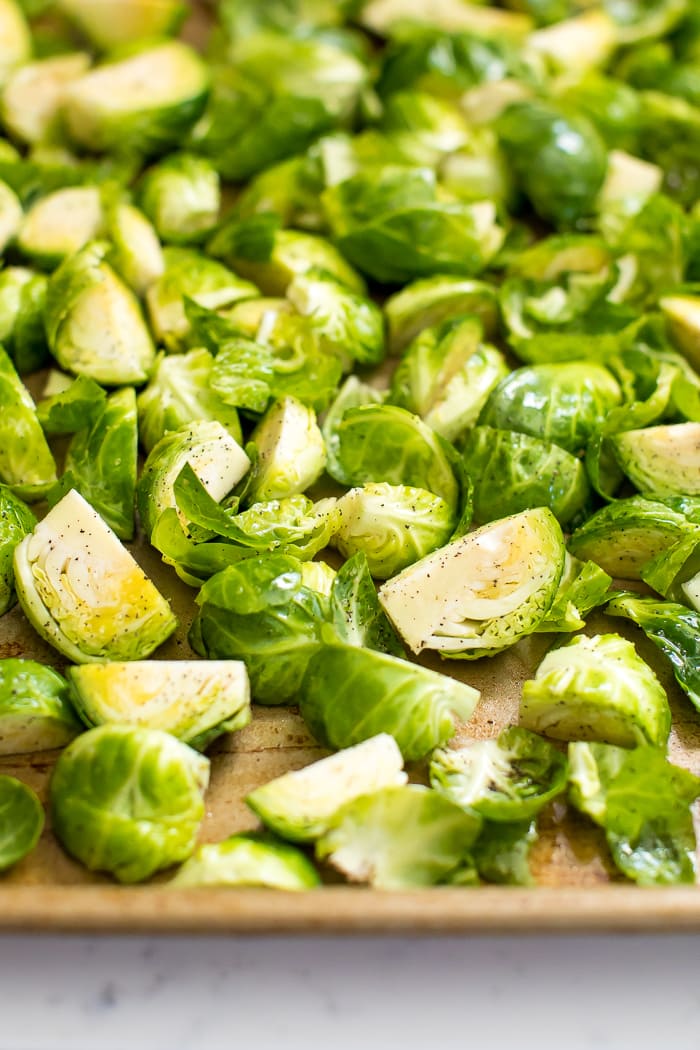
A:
0 659 81 754
0 776 43 871
472 820 537 886
172 833 320 890
50 725 208 883
17 187 104 270
105 201 164 298
641 531 700 610
0 268 49 374
0 345 56 501
36 375 106 436
611 423 700 497
140 152 220 246
55 0 186 50
384 275 499 354
328 551 405 657
1 52 91 145
0 485 35 614
536 555 612 633
244 397 326 505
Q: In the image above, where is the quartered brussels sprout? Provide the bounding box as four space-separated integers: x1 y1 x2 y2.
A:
137 349 242 454
247 734 407 842
145 246 258 353
14 489 177 664
389 316 508 443
1 52 91 146
0 484 35 615
62 41 209 156
106 201 164 298
50 724 208 883
0 775 43 871
17 186 104 269
521 633 671 747
611 423 700 497
0 178 22 254
55 0 186 49
0 346 56 501
137 420 250 540
332 482 454 579
68 660 251 750
0 0 30 88
45 241 156 386
379 507 566 658
0 267 49 374
245 397 326 505
480 362 622 453
172 833 320 890
300 644 480 760
384 275 499 354
568 496 697 580
461 426 590 527
316 785 481 889
140 152 220 245
0 659 81 755
430 726 568 821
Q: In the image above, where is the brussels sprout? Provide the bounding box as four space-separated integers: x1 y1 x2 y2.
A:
16 186 104 269
68 660 250 750
379 507 565 658
231 151 326 231
598 149 664 215
536 555 612 633
606 593 700 712
36 374 106 436
327 403 459 512
140 153 220 246
430 726 568 821
0 776 43 871
641 531 700 611
480 362 622 454
329 552 405 657
638 91 700 206
471 819 537 886
389 316 509 443
300 644 480 760
106 202 164 299
14 489 177 664
2 52 90 145
172 833 320 890
0 659 81 754
62 41 208 156
0 178 21 253
0 267 49 374
55 0 186 50
527 9 617 74
45 241 156 386
301 560 337 598
332 482 454 579
316 785 480 888
286 269 385 371
245 397 326 506
190 554 330 705
145 247 259 353
247 734 407 843
137 349 242 454
50 724 208 883
209 218 365 297
611 423 700 497
0 0 30 88
440 127 514 207
0 346 56 500
461 426 590 527
496 99 608 227
521 633 671 747
568 742 700 885
376 91 473 167
322 166 504 284
661 292 700 371
555 73 643 152
0 484 34 614
359 0 533 37
322 376 385 479
384 275 499 354
137 420 250 540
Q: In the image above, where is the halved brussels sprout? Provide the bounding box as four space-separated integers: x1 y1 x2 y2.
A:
0 346 56 501
0 267 49 374
661 292 700 371
172 833 320 890
55 0 186 49
316 785 481 889
0 178 22 253
16 187 104 270
137 420 250 539
62 41 209 156
140 152 220 245
245 397 326 505
480 362 622 453
430 726 568 821
1 52 91 145
384 275 499 354
137 349 242 454
0 775 43 871
378 507 566 658
521 633 671 747
145 247 259 353
68 660 250 750
461 426 590 527
300 644 480 760
247 734 407 842
0 659 81 755
106 201 164 298
0 0 30 88
45 241 156 386
568 495 697 580
611 423 700 497
0 484 34 614
14 489 177 664
50 724 208 883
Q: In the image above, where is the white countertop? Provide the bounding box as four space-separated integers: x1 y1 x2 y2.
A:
1 934 699 1049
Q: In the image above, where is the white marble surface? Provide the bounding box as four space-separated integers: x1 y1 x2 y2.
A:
1 934 699 1049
